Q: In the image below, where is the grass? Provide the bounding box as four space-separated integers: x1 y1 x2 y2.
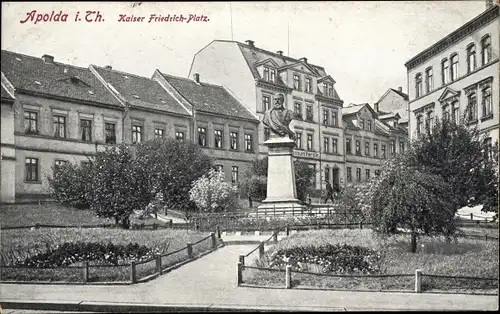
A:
244 229 499 294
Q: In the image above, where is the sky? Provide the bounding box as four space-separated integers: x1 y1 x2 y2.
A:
1 1 489 104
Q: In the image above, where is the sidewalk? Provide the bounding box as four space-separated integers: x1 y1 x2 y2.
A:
1 243 498 311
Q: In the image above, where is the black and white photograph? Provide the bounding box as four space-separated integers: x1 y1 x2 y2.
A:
0 1 499 312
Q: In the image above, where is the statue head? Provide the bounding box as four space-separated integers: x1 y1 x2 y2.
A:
274 93 285 109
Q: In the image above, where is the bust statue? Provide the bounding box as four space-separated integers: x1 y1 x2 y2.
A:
263 93 296 140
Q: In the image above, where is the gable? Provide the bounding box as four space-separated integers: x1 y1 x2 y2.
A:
317 75 336 84
280 61 318 76
254 58 279 68
438 87 460 102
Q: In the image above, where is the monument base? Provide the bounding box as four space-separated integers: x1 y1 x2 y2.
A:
257 201 306 215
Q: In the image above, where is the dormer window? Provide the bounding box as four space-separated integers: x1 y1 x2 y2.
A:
263 67 269 81
359 118 365 129
322 83 334 97
293 74 300 90
305 77 311 93
270 69 276 82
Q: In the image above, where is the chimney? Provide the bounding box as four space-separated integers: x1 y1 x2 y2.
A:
397 86 402 93
105 65 112 70
299 57 308 63
245 40 255 47
42 54 54 63
194 73 200 83
277 50 283 56
374 102 379 113
485 0 494 9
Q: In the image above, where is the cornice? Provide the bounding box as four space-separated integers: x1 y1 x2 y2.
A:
405 5 499 70
315 94 344 107
256 79 291 93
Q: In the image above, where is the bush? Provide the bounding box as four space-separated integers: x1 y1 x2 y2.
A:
189 169 239 212
48 162 92 209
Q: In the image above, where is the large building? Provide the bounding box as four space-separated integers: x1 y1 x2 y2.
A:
375 86 409 129
405 4 499 148
0 50 259 203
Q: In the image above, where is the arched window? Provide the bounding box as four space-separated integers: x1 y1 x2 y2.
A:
481 35 491 65
450 54 459 81
425 67 433 93
467 44 476 73
441 58 449 85
415 73 422 98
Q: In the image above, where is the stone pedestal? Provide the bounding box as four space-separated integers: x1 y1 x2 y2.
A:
258 136 305 214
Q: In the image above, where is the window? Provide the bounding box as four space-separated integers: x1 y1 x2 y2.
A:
270 69 276 82
425 67 433 93
483 137 493 160
355 140 361 155
230 132 238 150
54 160 67 171
295 132 302 149
347 167 352 182
331 111 337 127
264 127 270 141
80 119 92 142
415 73 423 98
481 35 491 65
416 115 423 135
294 103 302 119
132 125 142 143
323 137 330 153
332 138 338 154
262 95 271 111
53 115 66 138
306 104 313 121
390 140 396 155
197 127 207 146
452 101 460 124
441 58 449 85
467 93 477 122
323 83 328 96
305 77 311 93
356 168 361 182
175 131 185 142
214 129 223 148
482 86 492 117
381 144 386 159
324 167 330 184
105 123 116 144
322 109 329 126
400 141 405 153
328 84 334 98
367 120 372 131
467 44 476 73
307 134 313 151
308 164 317 187
293 74 300 90
346 138 352 154
365 142 370 156
154 128 164 138
450 54 458 81
359 119 365 129
443 105 451 121
24 111 38 134
373 143 378 157
365 169 370 181
231 166 239 184
25 157 39 182
263 67 269 81
425 111 434 132
244 134 253 151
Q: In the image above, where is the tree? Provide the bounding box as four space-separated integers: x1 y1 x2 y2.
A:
369 157 458 253
86 145 152 229
294 160 317 203
407 118 498 215
189 169 239 213
135 138 213 221
48 161 92 209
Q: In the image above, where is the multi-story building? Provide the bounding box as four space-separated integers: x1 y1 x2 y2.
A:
0 50 260 202
375 86 409 129
342 103 408 184
405 4 499 148
188 40 345 191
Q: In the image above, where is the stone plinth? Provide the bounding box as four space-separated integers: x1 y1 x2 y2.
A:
258 136 305 214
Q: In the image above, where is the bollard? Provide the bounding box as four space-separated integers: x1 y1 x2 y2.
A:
285 226 290 236
239 254 245 267
211 232 217 249
273 230 278 243
155 254 162 274
187 242 193 259
360 221 363 229
259 242 265 259
237 262 243 285
286 265 292 289
216 225 221 239
470 213 473 220
130 261 137 284
83 260 89 283
415 269 422 293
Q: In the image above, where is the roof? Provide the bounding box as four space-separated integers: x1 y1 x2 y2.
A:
1 84 15 101
389 88 409 101
343 119 361 130
342 103 377 117
378 112 401 120
1 72 15 101
158 71 258 121
91 66 190 116
1 50 122 107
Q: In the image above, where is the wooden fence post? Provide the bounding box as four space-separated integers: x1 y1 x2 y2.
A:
153 223 157 230
285 226 290 236
273 229 278 243
237 262 243 285
211 232 217 249
168 219 173 228
470 213 473 220
415 269 422 293
83 260 89 283
286 265 292 289
187 243 193 259
259 242 265 259
156 254 162 274
273 205 276 217
130 261 136 284
239 254 245 267
216 225 221 239
360 221 363 229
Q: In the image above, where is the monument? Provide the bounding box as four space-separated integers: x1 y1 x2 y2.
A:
258 93 306 215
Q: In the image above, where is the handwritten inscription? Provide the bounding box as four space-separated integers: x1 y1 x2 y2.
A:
20 10 104 24
118 14 210 23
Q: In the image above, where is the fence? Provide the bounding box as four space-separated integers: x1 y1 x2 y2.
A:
0 232 220 284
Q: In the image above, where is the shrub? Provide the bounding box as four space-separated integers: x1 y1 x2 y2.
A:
48 162 92 209
189 169 239 212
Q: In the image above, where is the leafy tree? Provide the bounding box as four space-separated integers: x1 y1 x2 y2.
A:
407 118 498 215
135 138 213 221
48 162 92 209
369 157 458 253
294 160 317 203
86 145 151 228
189 169 239 213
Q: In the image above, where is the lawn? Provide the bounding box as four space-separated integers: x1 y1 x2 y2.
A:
243 229 499 294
